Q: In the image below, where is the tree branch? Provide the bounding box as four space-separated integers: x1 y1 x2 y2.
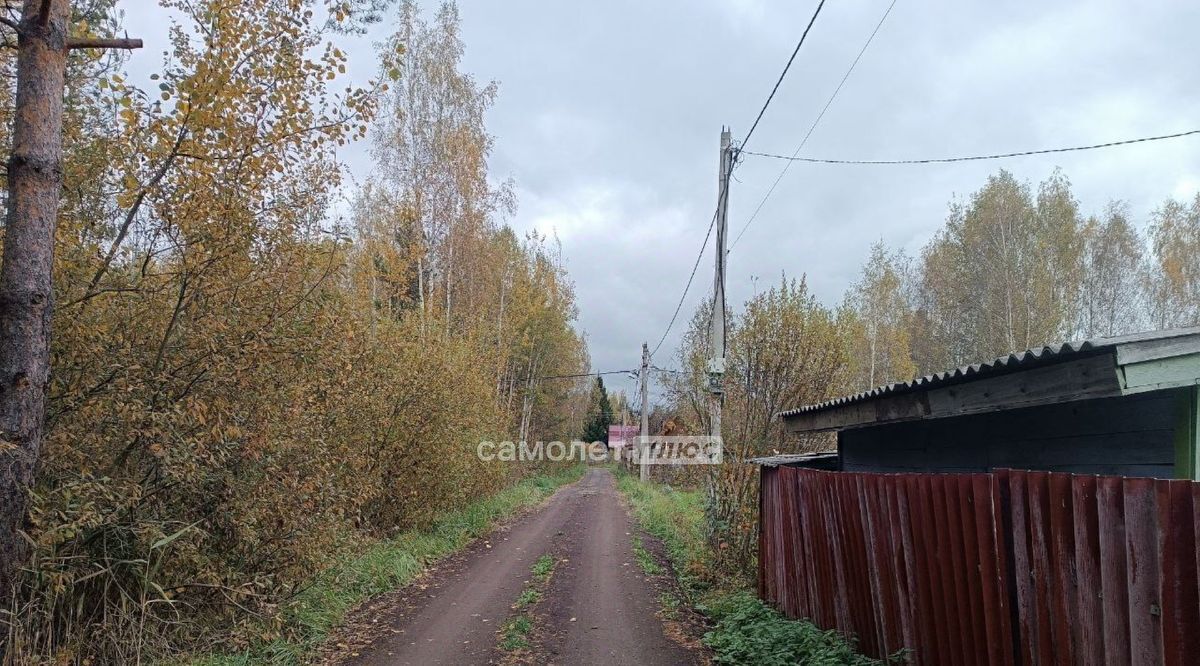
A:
78 126 187 304
67 36 143 50
0 15 20 34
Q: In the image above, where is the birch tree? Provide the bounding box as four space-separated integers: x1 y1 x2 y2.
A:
369 0 510 332
842 242 916 390
1145 194 1200 329
1077 202 1146 337
915 170 1083 367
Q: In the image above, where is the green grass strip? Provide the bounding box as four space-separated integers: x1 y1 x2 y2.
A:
614 469 884 666
498 553 559 653
192 465 584 665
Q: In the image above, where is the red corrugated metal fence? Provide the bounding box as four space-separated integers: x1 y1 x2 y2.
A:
758 467 1200 664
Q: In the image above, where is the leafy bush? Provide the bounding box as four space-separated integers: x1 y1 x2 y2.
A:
700 592 878 666
197 465 582 664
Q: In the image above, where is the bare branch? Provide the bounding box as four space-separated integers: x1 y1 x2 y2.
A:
36 0 49 26
0 15 20 34
79 127 187 302
66 36 143 50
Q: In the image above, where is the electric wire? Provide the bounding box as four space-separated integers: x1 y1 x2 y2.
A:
538 370 636 380
739 129 1200 165
648 207 719 359
648 0 827 362
729 0 898 252
739 0 828 153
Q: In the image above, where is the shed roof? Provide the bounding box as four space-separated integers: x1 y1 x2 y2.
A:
747 452 838 468
779 327 1200 433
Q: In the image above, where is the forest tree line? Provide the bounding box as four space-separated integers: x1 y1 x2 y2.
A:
0 0 588 661
844 169 1200 391
664 169 1200 575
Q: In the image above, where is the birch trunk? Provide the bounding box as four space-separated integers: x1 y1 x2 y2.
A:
417 253 426 331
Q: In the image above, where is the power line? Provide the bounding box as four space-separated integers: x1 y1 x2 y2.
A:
730 0 898 252
649 207 719 359
538 370 636 380
648 0 825 362
740 129 1200 166
739 0 827 153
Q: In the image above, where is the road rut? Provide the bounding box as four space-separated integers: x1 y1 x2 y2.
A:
338 468 698 665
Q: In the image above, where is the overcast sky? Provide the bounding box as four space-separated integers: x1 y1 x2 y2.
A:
120 0 1200 401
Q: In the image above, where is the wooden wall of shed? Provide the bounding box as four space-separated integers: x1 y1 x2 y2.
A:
837 389 1185 478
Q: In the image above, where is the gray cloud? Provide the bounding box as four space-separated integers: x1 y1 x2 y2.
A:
120 0 1200 399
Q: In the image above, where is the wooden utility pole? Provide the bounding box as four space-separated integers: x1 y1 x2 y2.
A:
0 0 141 634
639 342 650 482
708 130 732 452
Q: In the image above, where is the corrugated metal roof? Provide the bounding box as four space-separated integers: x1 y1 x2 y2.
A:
748 452 838 467
778 327 1200 419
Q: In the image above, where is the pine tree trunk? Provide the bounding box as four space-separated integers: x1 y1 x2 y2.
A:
0 0 71 641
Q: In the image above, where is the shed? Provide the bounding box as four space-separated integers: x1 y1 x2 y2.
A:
755 327 1200 663
780 327 1200 479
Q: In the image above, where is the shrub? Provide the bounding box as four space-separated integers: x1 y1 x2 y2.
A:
701 592 878 666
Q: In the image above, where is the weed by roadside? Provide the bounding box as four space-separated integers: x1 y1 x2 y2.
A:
530 554 555 581
631 536 663 575
194 465 583 665
614 469 881 665
699 592 880 666
499 615 534 651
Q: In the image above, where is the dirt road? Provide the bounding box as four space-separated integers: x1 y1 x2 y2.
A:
337 468 700 665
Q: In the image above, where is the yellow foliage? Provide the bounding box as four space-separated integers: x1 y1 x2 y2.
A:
1 0 586 661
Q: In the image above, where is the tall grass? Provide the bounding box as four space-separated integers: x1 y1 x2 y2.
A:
614 470 880 665
616 474 708 592
194 465 584 665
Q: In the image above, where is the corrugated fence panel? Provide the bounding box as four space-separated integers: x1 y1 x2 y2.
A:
1070 475 1103 666
758 467 1200 665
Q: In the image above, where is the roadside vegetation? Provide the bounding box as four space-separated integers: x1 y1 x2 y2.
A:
201 466 581 664
616 472 880 665
0 1 593 662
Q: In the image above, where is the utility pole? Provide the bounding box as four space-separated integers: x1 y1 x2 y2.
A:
708 130 732 459
639 342 650 482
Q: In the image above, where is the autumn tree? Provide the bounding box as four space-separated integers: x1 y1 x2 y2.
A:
367 0 512 332
0 0 588 660
841 242 916 390
666 275 850 576
1077 202 1146 337
351 1 589 446
915 170 1083 369
1145 194 1200 329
